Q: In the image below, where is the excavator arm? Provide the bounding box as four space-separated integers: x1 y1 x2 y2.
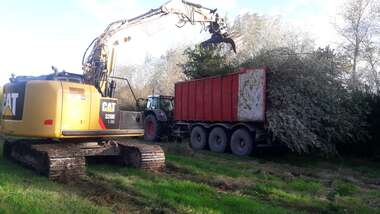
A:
82 0 237 97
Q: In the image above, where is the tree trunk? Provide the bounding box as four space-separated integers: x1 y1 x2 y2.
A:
352 37 360 90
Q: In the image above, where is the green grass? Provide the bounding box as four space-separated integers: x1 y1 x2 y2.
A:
287 180 322 195
161 144 380 214
88 165 294 214
334 180 358 196
0 139 379 214
0 142 111 214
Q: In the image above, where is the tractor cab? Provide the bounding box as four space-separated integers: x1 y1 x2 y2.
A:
146 95 174 116
143 95 174 141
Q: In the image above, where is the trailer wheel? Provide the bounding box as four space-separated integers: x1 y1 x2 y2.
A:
144 114 160 141
190 126 207 150
208 127 228 153
230 128 254 156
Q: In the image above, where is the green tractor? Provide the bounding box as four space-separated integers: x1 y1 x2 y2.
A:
142 95 174 141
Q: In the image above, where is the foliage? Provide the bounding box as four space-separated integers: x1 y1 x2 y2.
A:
367 94 380 156
231 13 315 64
181 45 234 79
241 47 370 155
0 86 2 114
336 92 380 157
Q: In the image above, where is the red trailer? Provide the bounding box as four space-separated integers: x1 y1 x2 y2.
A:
172 67 268 156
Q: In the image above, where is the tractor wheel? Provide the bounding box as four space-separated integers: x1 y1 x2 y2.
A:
208 127 228 153
144 114 160 141
190 126 207 150
230 128 254 156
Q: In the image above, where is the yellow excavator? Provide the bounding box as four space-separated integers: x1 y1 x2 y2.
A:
0 0 236 180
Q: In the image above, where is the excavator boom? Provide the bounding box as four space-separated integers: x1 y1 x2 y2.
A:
82 0 237 97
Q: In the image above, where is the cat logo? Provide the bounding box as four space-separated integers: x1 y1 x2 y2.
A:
3 93 19 116
102 101 116 113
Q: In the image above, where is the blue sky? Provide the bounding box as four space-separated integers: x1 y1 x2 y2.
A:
0 0 341 85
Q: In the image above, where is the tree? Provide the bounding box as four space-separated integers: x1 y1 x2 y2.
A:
181 45 233 79
148 48 186 95
362 38 380 92
335 0 380 90
231 13 315 63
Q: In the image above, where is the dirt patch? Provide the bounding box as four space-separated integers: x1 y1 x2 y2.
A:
165 162 253 191
161 143 195 157
254 160 380 190
65 175 148 214
80 172 180 214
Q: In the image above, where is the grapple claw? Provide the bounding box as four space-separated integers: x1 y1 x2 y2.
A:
201 33 237 53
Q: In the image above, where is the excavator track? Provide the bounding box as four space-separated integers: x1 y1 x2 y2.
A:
118 141 165 171
4 140 86 181
3 140 165 181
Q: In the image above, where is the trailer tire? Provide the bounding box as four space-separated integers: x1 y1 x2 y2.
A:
144 114 160 141
230 128 254 156
208 127 228 153
190 126 207 150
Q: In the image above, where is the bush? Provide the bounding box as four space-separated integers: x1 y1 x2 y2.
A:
367 94 380 157
0 86 2 114
241 48 369 155
338 93 380 157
